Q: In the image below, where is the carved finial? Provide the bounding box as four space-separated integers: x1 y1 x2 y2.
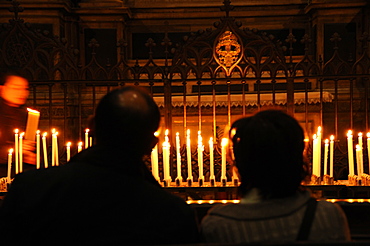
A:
220 0 234 17
8 1 24 20
330 32 341 50
88 38 100 55
145 38 156 58
300 34 312 52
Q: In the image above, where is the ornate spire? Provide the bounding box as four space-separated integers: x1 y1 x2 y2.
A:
8 1 24 20
220 0 234 17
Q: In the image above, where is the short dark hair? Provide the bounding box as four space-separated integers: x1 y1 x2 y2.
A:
230 109 308 198
94 86 160 155
0 71 25 86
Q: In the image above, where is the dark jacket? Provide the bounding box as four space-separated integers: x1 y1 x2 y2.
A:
0 145 200 245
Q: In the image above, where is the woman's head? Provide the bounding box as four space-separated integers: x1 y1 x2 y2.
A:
230 109 308 198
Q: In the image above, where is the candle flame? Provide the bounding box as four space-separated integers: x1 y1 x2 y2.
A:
187 129 190 136
36 130 40 135
43 132 47 137
176 132 179 137
325 139 329 144
358 132 363 137
78 142 83 146
8 148 13 154
52 128 56 134
154 131 159 137
85 128 90 133
313 134 317 139
165 129 169 136
330 135 335 141
221 138 228 147
27 108 40 115
317 126 322 134
67 142 71 147
356 144 361 151
209 137 213 144
347 130 353 137
14 129 19 134
304 138 309 142
20 132 24 137
367 132 370 138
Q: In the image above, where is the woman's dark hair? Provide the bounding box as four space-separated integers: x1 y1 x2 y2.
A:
230 109 309 198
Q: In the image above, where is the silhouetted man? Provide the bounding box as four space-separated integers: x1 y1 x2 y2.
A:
0 86 199 245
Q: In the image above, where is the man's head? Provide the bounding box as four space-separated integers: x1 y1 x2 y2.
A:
0 73 29 107
94 86 160 156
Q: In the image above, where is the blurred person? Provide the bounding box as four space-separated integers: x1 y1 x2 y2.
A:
201 109 350 243
0 86 199 245
0 72 35 177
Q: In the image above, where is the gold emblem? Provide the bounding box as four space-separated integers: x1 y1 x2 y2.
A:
215 31 241 68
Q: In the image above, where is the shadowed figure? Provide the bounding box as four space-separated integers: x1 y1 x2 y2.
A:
201 109 350 243
0 86 199 245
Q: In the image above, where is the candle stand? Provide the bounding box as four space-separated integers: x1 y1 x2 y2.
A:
323 174 334 185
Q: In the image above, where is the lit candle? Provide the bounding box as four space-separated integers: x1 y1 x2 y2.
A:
316 126 322 178
78 141 83 153
85 129 89 149
323 139 329 175
25 108 40 141
175 132 182 182
151 132 160 181
329 135 334 177
186 129 193 182
162 129 171 183
19 132 24 173
55 132 59 166
312 134 319 177
66 142 71 162
221 138 228 182
42 132 48 168
347 130 355 175
14 129 19 174
197 131 204 182
51 129 56 167
356 144 364 176
36 130 40 169
7 148 13 183
209 137 215 181
358 132 363 174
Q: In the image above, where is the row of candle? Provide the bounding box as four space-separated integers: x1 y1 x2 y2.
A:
151 129 238 185
7 129 93 183
311 127 370 179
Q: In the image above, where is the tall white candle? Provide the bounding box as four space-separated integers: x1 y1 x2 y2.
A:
197 131 204 181
356 144 364 176
55 132 59 166
66 142 71 162
151 133 160 182
25 108 40 141
323 139 329 175
347 130 355 175
51 129 56 167
14 129 19 174
42 132 48 168
85 129 89 149
221 138 228 181
36 130 40 169
329 135 334 177
78 141 83 153
89 137 93 147
186 129 193 181
358 133 363 175
209 137 215 181
19 132 24 173
316 127 322 177
162 129 171 182
175 132 182 182
7 148 13 183
312 134 319 177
